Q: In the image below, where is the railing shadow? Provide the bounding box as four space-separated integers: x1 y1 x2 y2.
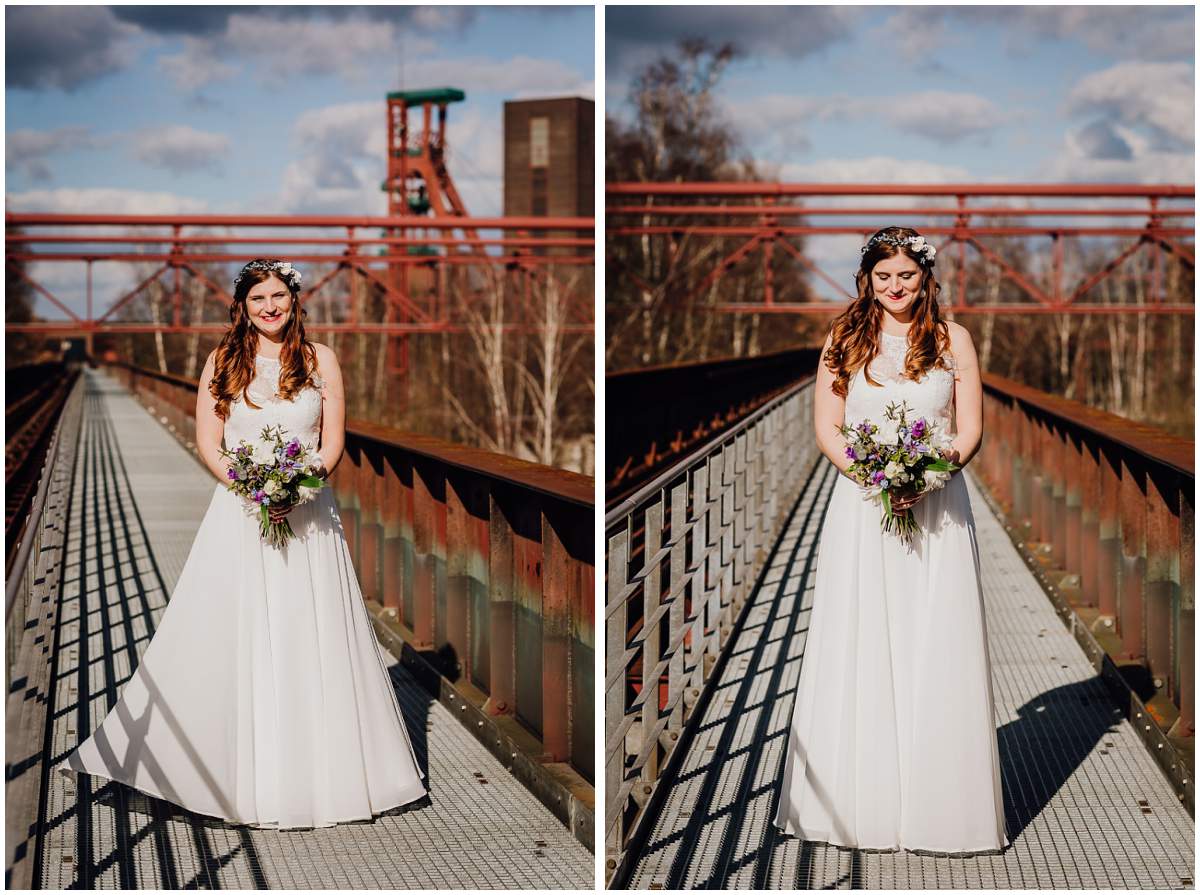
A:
630 465 1132 890
36 380 434 890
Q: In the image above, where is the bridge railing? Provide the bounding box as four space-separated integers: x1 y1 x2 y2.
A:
976 373 1194 744
100 360 595 791
604 375 817 881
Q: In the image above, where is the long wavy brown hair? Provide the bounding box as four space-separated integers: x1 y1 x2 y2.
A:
209 260 318 420
824 226 953 398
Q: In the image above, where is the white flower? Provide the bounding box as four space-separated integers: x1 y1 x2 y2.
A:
277 262 301 286
884 460 904 479
297 484 321 504
931 428 954 453
264 478 282 497
251 442 275 466
876 419 901 446
909 236 926 250
924 467 952 489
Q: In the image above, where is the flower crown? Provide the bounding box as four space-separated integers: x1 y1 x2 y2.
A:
861 233 936 266
233 260 303 296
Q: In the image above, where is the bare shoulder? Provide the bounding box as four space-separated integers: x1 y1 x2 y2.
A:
309 341 340 369
945 319 969 340
944 320 978 372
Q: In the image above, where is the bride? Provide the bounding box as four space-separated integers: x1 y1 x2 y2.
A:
59 258 428 829
772 227 1009 855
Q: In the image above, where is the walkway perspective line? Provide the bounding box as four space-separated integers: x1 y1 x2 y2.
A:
623 460 1195 890
34 369 593 890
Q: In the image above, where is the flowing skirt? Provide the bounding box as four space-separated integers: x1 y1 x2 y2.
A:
773 468 1008 854
58 483 428 829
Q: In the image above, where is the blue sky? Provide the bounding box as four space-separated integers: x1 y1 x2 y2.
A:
607 5 1195 299
5 4 594 315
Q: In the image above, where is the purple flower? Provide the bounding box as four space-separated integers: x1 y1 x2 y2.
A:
912 419 926 438
871 470 885 484
227 468 237 480
845 446 857 459
286 438 301 458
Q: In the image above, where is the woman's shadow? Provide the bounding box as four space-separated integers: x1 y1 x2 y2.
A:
995 675 1128 841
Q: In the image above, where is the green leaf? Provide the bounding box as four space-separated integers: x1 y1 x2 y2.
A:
298 476 324 488
925 459 956 471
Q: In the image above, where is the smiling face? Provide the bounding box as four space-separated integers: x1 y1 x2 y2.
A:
244 274 293 339
870 252 924 320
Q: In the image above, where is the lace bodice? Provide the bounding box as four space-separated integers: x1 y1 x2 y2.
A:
223 354 325 451
843 330 958 431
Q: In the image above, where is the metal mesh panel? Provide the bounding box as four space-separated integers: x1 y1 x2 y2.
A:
625 461 1194 890
35 370 593 890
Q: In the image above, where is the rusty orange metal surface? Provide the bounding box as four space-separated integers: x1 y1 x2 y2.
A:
607 182 1194 315
976 371 1194 737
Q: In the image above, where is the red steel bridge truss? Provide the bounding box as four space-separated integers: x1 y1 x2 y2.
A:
6 88 594 372
4 213 595 373
606 183 1194 315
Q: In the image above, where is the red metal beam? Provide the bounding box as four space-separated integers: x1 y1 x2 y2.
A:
5 251 594 266
607 182 1194 198
5 321 595 335
714 303 1195 315
607 225 1194 238
6 213 592 229
5 234 594 248
607 204 1196 218
5 260 81 321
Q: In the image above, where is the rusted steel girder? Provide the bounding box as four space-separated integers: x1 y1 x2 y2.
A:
5 213 595 340
976 372 1194 750
102 359 596 785
607 182 1194 314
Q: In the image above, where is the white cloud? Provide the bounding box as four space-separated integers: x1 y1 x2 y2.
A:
891 91 1014 144
404 55 592 98
278 99 507 218
293 102 386 160
133 125 231 175
1039 125 1194 185
158 37 239 92
224 12 400 86
724 90 1012 157
6 127 98 181
1065 61 1194 150
6 187 209 215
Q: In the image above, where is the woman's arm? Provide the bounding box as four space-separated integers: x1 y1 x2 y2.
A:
314 342 346 477
813 332 856 478
948 321 983 468
195 350 230 483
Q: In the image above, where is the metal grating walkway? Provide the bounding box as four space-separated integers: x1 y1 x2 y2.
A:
32 369 593 889
625 459 1195 890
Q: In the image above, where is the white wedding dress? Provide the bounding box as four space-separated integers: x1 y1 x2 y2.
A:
58 353 428 829
773 329 1009 854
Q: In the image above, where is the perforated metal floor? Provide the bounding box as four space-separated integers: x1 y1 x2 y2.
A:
625 460 1195 890
35 370 594 889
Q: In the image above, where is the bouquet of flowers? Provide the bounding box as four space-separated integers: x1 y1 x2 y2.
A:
220 424 326 547
837 400 960 542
